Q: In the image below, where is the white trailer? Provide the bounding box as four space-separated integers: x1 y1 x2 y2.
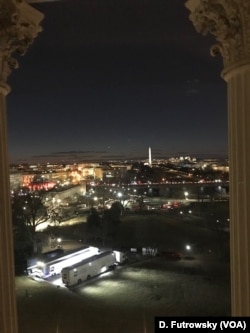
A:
61 251 116 287
113 250 127 264
27 246 99 278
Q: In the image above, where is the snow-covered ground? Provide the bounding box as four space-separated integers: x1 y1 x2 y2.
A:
16 254 230 333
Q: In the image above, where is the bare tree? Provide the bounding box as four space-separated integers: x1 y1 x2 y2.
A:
86 207 102 241
12 190 48 253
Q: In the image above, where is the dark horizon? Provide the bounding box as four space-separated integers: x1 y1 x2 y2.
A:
9 151 229 167
7 0 228 164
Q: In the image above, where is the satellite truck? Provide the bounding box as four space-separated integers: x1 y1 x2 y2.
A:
61 250 117 287
27 246 99 278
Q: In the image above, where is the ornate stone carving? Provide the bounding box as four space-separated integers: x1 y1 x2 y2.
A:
0 0 44 91
185 0 250 69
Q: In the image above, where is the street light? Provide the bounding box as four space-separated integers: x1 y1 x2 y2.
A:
57 238 62 248
117 192 123 203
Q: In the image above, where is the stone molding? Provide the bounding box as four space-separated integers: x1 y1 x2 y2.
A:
0 0 44 90
185 0 250 69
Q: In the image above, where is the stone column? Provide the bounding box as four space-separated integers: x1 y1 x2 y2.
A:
0 1 43 332
185 0 250 316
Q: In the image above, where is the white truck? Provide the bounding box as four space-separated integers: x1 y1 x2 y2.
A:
27 246 99 278
61 251 116 287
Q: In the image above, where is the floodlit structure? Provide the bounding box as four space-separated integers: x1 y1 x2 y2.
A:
148 146 152 166
61 251 117 287
0 1 250 332
27 246 99 278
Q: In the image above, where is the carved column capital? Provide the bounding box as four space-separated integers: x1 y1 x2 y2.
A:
185 0 250 71
0 0 44 93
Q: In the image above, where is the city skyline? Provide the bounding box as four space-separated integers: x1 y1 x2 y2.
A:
7 0 228 164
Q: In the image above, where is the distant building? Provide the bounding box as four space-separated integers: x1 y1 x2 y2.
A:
45 183 86 206
149 147 152 166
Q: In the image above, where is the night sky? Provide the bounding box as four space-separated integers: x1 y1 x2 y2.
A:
7 0 228 164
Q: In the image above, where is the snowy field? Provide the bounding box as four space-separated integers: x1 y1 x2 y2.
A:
16 254 230 333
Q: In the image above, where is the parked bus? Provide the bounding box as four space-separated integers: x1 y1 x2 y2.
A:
61 251 117 287
27 246 99 278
